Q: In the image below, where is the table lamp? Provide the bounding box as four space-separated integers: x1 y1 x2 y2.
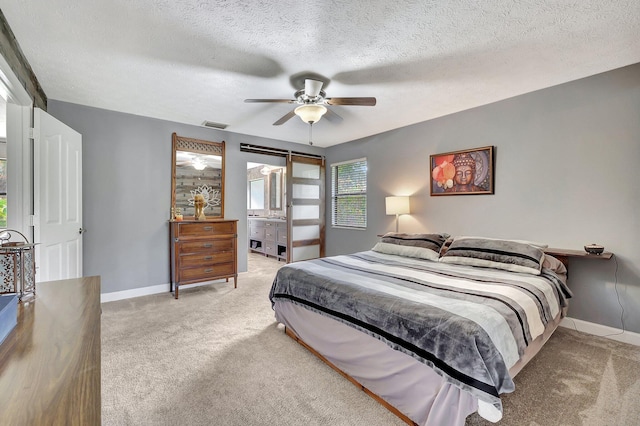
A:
385 196 411 233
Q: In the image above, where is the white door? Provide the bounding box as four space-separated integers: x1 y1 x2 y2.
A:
33 108 83 282
286 155 325 262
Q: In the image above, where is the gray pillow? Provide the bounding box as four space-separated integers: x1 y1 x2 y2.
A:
372 233 448 261
381 232 447 251
439 237 545 275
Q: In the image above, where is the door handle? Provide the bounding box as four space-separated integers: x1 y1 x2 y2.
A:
79 227 86 235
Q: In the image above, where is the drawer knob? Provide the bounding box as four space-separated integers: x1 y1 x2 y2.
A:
204 226 213 231
204 268 213 273
203 243 213 248
204 256 213 260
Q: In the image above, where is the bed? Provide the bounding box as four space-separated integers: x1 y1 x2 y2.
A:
269 234 572 425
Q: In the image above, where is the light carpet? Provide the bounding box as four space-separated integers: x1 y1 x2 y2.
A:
102 253 640 426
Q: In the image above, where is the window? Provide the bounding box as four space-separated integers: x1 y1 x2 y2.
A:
331 158 367 229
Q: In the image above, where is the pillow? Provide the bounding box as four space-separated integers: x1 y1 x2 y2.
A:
439 237 545 275
372 233 448 261
439 236 454 257
454 235 548 249
542 254 567 276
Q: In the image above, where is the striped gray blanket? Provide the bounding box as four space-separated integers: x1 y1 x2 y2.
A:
269 250 571 414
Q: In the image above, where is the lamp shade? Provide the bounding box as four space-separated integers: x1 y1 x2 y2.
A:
385 196 410 215
294 104 327 124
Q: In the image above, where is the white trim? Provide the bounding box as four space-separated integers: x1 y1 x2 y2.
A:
1 51 34 239
100 283 170 303
330 157 367 168
100 278 239 303
5 104 31 235
0 54 33 106
560 316 640 347
331 225 367 231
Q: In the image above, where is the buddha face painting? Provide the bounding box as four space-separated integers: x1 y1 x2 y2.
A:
430 147 494 196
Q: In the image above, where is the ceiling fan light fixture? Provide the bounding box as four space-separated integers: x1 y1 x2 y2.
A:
192 157 206 170
295 104 327 124
305 79 323 98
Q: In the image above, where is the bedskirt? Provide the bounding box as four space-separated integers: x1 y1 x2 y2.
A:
274 300 564 425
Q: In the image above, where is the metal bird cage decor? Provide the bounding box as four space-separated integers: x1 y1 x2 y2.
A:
0 230 37 301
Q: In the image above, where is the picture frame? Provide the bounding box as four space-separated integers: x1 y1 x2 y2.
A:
430 146 494 196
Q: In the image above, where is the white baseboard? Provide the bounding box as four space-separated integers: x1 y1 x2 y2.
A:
560 317 640 347
100 277 240 303
100 283 170 303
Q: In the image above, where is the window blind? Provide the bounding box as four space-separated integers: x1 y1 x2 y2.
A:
331 158 367 229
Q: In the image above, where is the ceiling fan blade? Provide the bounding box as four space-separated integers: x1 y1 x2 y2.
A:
325 97 377 106
305 79 323 97
273 110 297 125
244 99 296 103
324 108 343 123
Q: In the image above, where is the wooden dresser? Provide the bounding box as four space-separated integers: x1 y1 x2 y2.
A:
170 219 238 298
0 276 101 426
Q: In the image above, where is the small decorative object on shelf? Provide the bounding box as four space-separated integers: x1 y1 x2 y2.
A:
172 206 183 221
0 229 38 301
584 243 605 255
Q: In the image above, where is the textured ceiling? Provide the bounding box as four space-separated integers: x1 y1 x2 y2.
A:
1 1 639 147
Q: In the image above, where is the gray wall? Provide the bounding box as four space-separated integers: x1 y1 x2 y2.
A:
47 101 322 294
325 63 640 334
49 62 640 334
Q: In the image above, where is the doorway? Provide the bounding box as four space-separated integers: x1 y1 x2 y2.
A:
0 53 83 282
247 161 286 271
0 54 32 238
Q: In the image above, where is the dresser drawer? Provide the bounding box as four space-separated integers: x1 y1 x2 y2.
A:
178 238 234 254
248 219 264 228
170 219 238 298
264 230 276 242
263 221 275 229
249 227 265 239
179 251 235 267
265 244 277 256
177 221 236 237
178 262 235 282
277 232 287 245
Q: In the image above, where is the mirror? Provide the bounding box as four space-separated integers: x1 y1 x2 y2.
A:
249 179 265 209
269 169 282 210
171 133 225 219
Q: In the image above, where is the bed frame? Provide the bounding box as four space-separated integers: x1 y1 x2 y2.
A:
285 326 418 426
280 301 566 425
273 247 571 425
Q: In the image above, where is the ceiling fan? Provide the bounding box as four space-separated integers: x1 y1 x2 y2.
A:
244 78 376 126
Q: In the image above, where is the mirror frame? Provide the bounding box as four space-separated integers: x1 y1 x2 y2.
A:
171 133 225 219
269 168 283 211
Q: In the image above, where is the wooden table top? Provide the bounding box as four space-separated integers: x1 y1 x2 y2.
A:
544 247 613 260
0 276 101 426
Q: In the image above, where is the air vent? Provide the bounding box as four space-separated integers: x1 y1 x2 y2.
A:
201 120 228 130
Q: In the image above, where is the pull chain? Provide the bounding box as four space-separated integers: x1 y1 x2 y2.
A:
308 122 313 146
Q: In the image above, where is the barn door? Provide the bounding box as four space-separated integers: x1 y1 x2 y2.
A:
286 154 325 262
